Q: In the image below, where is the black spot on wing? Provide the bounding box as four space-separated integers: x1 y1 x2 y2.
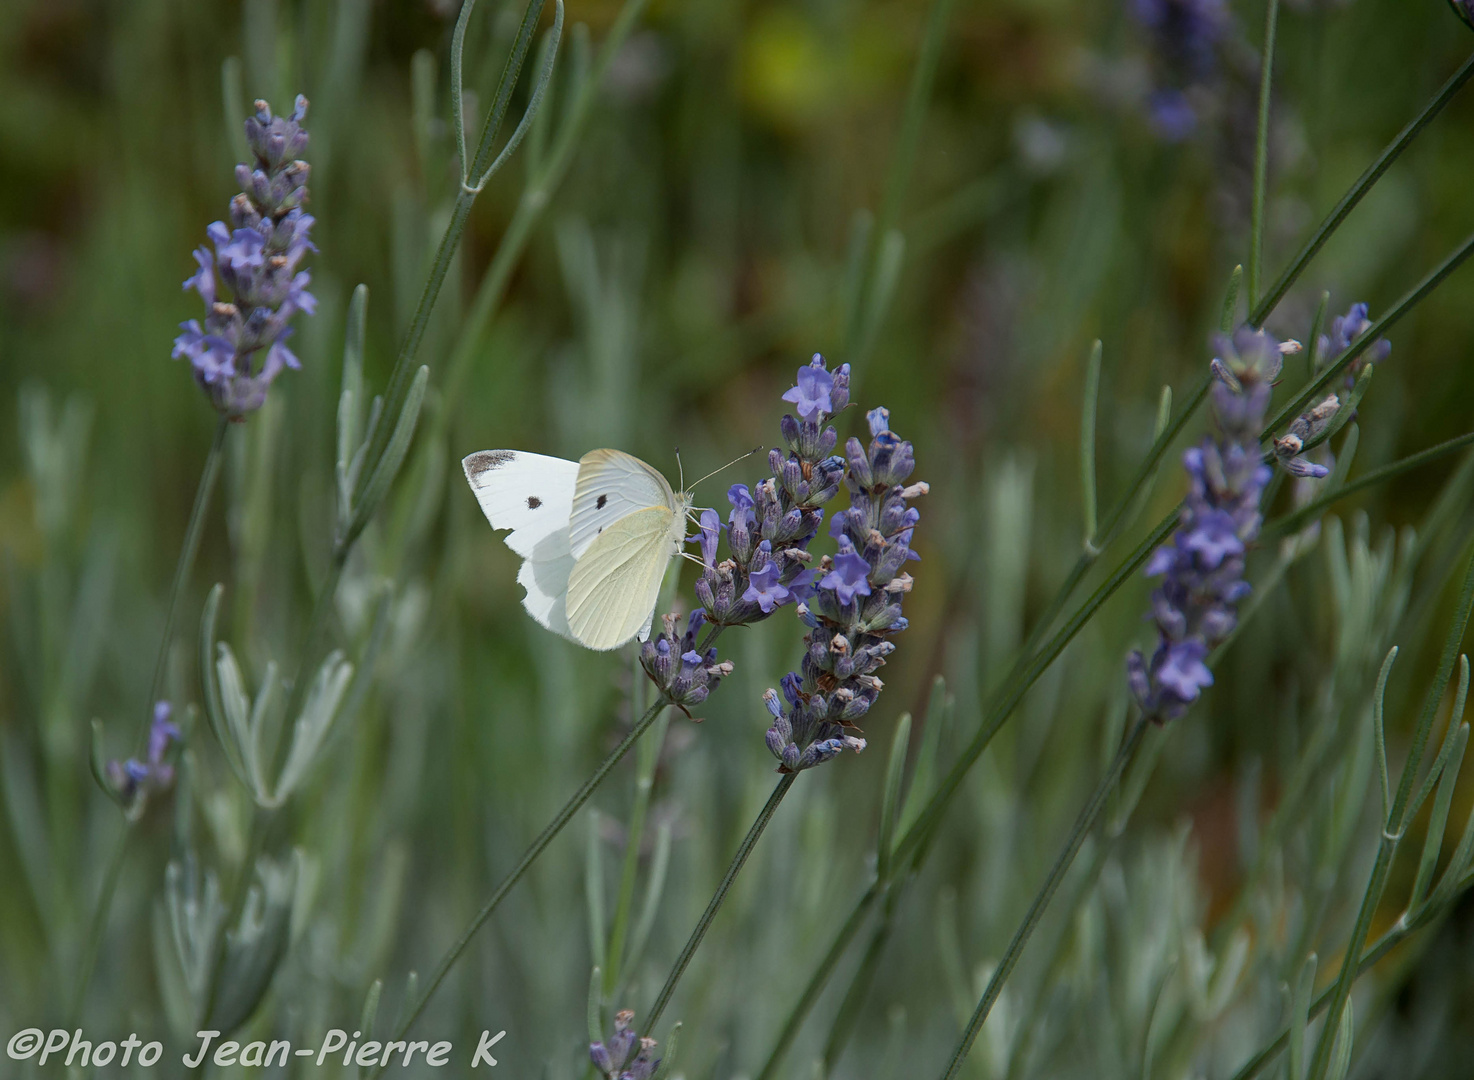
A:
527 496 542 509
464 450 515 479
596 494 608 509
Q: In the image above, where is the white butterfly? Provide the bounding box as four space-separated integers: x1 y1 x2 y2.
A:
462 448 695 651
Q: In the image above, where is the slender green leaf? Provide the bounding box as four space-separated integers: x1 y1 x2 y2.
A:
1410 721 1468 913
1289 952 1317 1080
1221 264 1243 333
1080 340 1102 546
1373 647 1398 826
877 713 913 882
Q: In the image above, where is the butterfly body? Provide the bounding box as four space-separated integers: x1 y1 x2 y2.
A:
463 447 692 650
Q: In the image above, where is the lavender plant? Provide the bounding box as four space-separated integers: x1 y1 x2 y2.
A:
632 360 926 1037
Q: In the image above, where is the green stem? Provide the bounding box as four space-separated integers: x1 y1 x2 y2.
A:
754 883 882 1080
1248 0 1281 308
361 0 547 477
939 716 1151 1080
1250 50 1474 326
821 875 909 1072
368 699 668 1079
75 414 227 1028
756 507 1176 1080
435 0 651 426
68 822 131 1024
604 708 668 996
894 508 1178 870
754 61 1474 1057
645 773 799 1030
143 416 229 745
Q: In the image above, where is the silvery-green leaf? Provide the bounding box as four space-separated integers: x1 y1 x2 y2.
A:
199 585 250 788
270 651 353 806
89 719 125 811
359 979 383 1061
345 365 428 548
157 857 226 1034
619 818 671 996
1204 928 1249 1017
1410 721 1468 913
338 284 368 479
650 1021 680 1080
214 641 258 792
246 659 281 800
207 853 299 1035
586 965 603 1047
877 711 912 881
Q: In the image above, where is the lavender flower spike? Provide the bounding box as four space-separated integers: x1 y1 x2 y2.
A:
1128 325 1283 722
765 400 925 772
173 96 316 417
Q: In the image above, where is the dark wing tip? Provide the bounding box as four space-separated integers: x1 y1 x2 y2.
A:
463 449 516 481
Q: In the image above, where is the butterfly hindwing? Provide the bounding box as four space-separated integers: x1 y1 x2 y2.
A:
569 449 676 560
566 505 677 650
462 450 580 640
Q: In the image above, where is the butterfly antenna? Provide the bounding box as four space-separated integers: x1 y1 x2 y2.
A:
688 446 764 493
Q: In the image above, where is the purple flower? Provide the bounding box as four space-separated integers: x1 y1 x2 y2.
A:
743 544 793 613
819 540 873 604
174 96 314 418
1156 640 1213 700
1130 0 1229 141
107 701 180 808
782 356 835 422
1317 301 1391 389
1178 507 1244 568
1149 90 1197 141
590 1010 660 1080
697 508 721 568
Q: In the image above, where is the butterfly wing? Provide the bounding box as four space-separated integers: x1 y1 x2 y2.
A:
569 448 677 560
462 450 580 640
565 505 677 650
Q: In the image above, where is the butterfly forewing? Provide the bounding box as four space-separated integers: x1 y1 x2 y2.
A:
569 449 677 560
462 450 580 640
566 505 677 650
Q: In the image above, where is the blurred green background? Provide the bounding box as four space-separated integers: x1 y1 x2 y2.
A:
4 0 1474 1075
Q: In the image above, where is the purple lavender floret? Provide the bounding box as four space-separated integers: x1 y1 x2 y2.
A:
173 96 315 417
590 1010 660 1080
1130 0 1230 141
1128 326 1289 722
639 611 732 711
765 404 927 772
1316 301 1391 389
107 701 181 807
688 354 847 631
